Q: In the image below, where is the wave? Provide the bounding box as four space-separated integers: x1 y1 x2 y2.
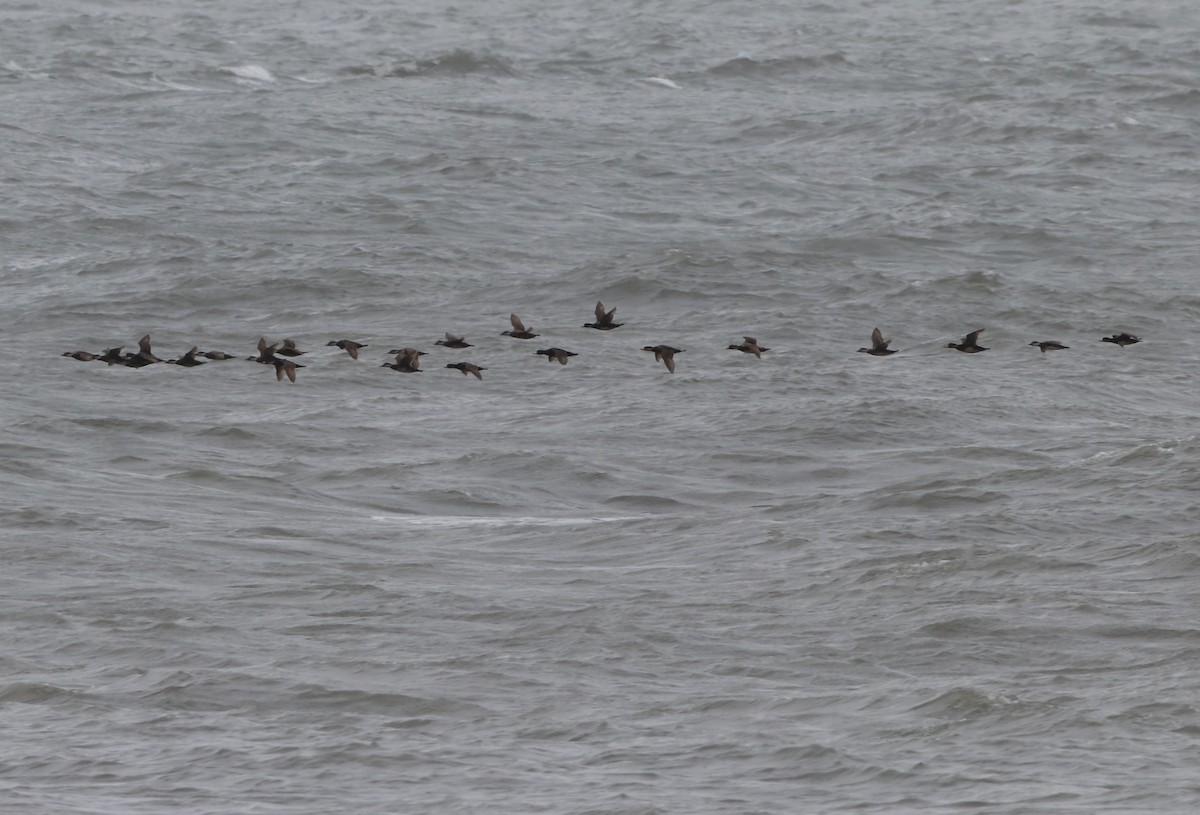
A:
217 64 276 84
386 50 516 78
708 53 849 77
368 514 640 527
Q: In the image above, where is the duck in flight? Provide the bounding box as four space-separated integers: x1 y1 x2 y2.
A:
1029 340 1069 353
1102 332 1141 348
275 338 306 357
248 337 277 364
62 350 99 362
327 339 368 359
446 362 486 380
122 334 162 367
272 358 303 383
166 346 206 366
583 301 623 330
435 333 473 349
728 336 769 358
946 329 988 353
643 344 683 373
501 314 539 339
120 333 162 367
536 347 577 365
382 348 424 372
98 346 125 365
857 327 897 356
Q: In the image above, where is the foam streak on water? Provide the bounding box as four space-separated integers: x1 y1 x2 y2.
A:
4 0 1200 812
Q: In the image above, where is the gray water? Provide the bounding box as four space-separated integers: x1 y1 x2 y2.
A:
4 1 1200 812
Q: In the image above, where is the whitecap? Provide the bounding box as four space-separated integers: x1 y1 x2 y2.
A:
151 74 206 92
5 60 48 80
219 64 276 83
641 76 681 90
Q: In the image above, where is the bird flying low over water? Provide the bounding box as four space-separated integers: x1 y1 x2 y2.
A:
166 346 206 366
98 346 125 365
728 336 769 358
199 350 237 360
643 344 683 373
1029 340 1069 353
327 339 368 359
536 347 577 365
946 329 988 353
501 314 539 339
122 333 161 367
249 337 277 364
583 301 623 330
382 348 424 372
272 358 303 383
858 327 897 356
435 333 473 349
275 338 306 356
62 350 99 362
1102 332 1141 348
446 362 486 380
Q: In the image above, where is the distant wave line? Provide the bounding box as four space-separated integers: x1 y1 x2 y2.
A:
369 515 643 527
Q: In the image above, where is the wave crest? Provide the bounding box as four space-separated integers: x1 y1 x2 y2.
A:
387 50 516 78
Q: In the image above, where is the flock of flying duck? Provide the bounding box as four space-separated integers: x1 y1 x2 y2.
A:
60 301 1143 382
859 327 1142 355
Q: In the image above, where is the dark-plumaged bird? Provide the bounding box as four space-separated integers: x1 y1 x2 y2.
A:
327 339 368 359
274 338 305 356
435 333 473 349
382 348 424 372
123 333 162 367
857 328 897 356
199 350 237 360
1102 332 1141 348
501 314 539 339
272 358 304 383
946 329 988 353
166 346 206 366
536 347 577 365
1029 340 1069 353
446 362 486 380
98 347 125 365
62 351 99 362
643 344 683 373
583 301 623 330
728 336 769 358
248 337 277 364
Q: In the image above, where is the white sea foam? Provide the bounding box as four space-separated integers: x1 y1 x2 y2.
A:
219 63 276 83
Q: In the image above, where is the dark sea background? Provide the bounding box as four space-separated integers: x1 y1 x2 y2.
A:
4 1 1200 812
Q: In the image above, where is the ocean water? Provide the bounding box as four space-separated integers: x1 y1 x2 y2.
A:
4 0 1200 812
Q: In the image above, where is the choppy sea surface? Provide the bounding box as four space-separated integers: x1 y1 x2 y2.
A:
4 1 1200 812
